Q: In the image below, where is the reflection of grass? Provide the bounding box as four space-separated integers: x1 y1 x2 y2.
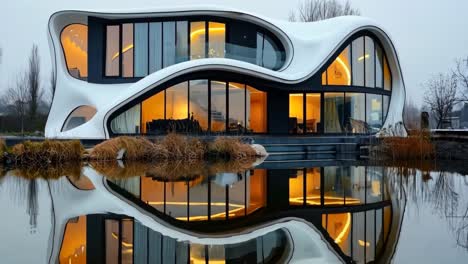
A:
370 130 435 161
8 162 82 180
91 158 257 181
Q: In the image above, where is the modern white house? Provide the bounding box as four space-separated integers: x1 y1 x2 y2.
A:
46 7 406 139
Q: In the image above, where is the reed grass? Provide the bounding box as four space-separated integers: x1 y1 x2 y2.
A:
370 130 435 161
207 137 257 160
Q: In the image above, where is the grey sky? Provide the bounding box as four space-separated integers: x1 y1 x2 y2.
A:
1 0 467 106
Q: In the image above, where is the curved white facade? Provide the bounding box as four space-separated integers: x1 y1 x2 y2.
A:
46 6 406 139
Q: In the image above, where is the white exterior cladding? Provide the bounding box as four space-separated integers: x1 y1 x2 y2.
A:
46 6 406 139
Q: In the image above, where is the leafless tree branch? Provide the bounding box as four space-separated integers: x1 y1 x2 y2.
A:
27 44 41 120
289 0 360 22
423 73 459 129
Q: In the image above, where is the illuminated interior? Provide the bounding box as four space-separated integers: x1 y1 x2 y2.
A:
327 47 351 85
112 80 267 134
289 93 321 134
62 105 97 132
61 24 88 79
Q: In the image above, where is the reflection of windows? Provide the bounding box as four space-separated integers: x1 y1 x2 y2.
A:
163 22 176 67
62 105 97 132
247 86 267 133
289 93 304 134
61 24 88 80
149 22 162 73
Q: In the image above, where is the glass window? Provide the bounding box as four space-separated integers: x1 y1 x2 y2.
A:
366 94 383 132
384 56 392 90
228 82 245 133
306 93 321 133
105 25 120 76
105 220 119 264
352 37 365 86
376 44 384 88
163 22 176 67
62 105 97 132
246 86 267 133
263 34 283 70
142 91 165 134
149 22 162 73
189 80 209 132
166 82 188 122
365 36 375 87
134 23 148 77
324 167 345 205
211 81 227 132
122 23 134 77
327 46 351 85
256 32 264 66
383 95 390 122
322 71 327 85
289 93 304 134
324 93 344 133
345 93 366 133
208 22 225 58
111 104 141 134
176 21 189 63
61 24 88 80
121 220 133 264
190 22 206 60
289 169 304 205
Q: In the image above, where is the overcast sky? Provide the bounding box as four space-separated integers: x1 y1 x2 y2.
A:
1 0 467 106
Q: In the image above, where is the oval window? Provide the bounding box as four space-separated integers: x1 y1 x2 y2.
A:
61 24 88 80
62 106 97 132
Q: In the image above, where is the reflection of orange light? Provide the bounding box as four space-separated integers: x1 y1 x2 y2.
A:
112 44 134 61
334 213 351 244
289 195 361 205
148 201 245 221
358 54 370 61
111 232 133 248
191 257 225 264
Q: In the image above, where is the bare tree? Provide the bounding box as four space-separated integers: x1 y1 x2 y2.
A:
423 73 459 129
289 0 360 22
404 100 421 130
453 57 468 102
5 73 29 135
27 44 41 120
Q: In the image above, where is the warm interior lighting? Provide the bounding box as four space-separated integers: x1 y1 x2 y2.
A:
190 27 225 39
335 57 351 85
148 201 246 221
334 213 351 244
112 44 134 61
289 196 361 205
357 54 370 61
358 240 371 247
371 99 381 110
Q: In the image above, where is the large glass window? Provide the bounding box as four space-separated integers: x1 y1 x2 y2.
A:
189 80 209 132
211 81 227 132
134 23 148 77
228 83 246 133
208 22 225 58
166 82 188 121
383 95 390 122
122 23 134 78
262 34 283 70
289 93 304 134
327 46 351 85
163 22 176 67
352 37 365 87
142 92 165 134
105 25 120 77
176 21 189 63
345 93 366 133
190 22 206 60
306 93 321 133
324 93 344 133
110 104 141 134
246 86 267 133
365 37 375 87
61 24 88 80
149 22 162 73
366 94 383 132
376 45 384 88
384 56 392 90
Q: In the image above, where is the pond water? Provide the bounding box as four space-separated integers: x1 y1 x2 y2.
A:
0 161 467 263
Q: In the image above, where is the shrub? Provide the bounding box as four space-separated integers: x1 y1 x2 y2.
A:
89 136 154 161
11 140 83 165
207 137 257 160
157 133 206 160
370 130 435 161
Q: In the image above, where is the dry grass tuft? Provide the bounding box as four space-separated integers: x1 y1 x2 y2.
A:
371 130 435 161
89 136 154 161
207 137 257 160
11 140 83 165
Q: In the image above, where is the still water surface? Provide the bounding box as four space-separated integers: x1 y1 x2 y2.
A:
0 161 467 263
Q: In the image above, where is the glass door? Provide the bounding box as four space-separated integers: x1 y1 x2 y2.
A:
289 93 321 134
305 93 321 133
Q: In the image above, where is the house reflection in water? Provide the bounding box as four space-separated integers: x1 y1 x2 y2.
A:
59 166 395 263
